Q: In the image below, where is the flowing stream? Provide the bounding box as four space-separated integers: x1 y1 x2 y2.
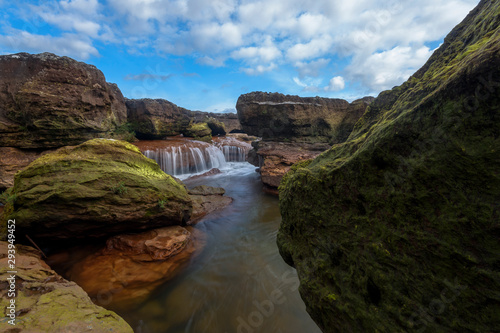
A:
115 139 321 333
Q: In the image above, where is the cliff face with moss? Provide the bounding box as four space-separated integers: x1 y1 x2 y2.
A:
0 53 127 149
277 1 500 332
0 139 192 245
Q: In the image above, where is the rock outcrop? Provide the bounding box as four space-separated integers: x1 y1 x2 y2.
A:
126 98 192 139
192 111 242 133
0 139 192 245
65 226 200 310
188 185 233 222
236 92 372 143
249 141 330 191
0 52 127 149
278 1 500 332
0 147 52 191
126 99 242 139
0 241 133 332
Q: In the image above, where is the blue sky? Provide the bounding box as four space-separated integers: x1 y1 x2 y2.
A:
0 0 479 112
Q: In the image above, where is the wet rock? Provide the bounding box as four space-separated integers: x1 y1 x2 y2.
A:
0 139 192 245
278 1 500 332
66 226 200 310
0 52 127 149
0 241 133 332
188 186 233 223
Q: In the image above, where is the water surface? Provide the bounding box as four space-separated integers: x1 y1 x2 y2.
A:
117 163 321 333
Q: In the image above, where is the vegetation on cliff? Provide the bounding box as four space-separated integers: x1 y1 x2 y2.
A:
278 1 500 332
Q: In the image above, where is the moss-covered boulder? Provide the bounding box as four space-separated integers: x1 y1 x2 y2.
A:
0 241 133 332
0 139 192 245
182 122 213 142
205 117 227 136
0 52 127 149
278 1 500 332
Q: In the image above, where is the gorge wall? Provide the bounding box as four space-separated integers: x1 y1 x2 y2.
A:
277 0 500 332
237 93 373 190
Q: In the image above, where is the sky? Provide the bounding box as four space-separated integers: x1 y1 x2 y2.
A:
0 0 479 113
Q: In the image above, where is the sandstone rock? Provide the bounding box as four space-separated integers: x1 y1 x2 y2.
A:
126 98 192 139
236 92 372 143
0 147 52 191
278 1 500 332
0 241 133 332
66 226 200 310
0 138 192 245
250 140 330 190
188 185 233 222
185 168 223 181
0 52 127 148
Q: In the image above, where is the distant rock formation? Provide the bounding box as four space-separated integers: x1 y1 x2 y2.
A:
0 241 133 332
0 52 127 149
0 139 192 246
126 98 192 139
236 92 373 143
278 0 500 332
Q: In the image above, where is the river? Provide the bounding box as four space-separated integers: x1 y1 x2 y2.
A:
115 161 321 333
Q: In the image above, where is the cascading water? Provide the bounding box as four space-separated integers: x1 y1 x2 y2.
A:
136 137 252 179
143 144 226 177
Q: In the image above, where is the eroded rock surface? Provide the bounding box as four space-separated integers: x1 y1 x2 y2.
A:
0 241 133 332
0 52 127 149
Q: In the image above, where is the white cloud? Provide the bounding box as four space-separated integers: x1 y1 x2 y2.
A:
0 30 98 59
326 76 346 91
346 45 435 91
242 63 277 75
0 0 480 96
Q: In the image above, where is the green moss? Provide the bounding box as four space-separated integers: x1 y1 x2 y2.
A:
278 1 500 332
1 138 192 245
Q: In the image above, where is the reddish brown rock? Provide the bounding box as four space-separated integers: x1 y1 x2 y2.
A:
250 141 331 191
0 241 133 332
188 185 233 223
0 147 55 191
0 52 127 149
65 226 204 310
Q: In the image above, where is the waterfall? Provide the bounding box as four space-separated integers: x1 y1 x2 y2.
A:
138 137 252 179
222 146 248 162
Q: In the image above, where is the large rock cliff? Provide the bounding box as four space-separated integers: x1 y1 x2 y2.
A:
236 92 372 144
278 1 500 332
0 52 127 148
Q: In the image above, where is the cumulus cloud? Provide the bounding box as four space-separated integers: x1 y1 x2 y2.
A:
0 30 98 59
326 76 346 92
0 0 479 96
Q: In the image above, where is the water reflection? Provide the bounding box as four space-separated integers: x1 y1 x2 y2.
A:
117 163 321 333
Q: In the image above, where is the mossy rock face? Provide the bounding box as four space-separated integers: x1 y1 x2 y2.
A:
182 122 213 142
0 241 134 332
0 139 192 245
205 117 227 136
0 53 127 148
278 1 500 332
